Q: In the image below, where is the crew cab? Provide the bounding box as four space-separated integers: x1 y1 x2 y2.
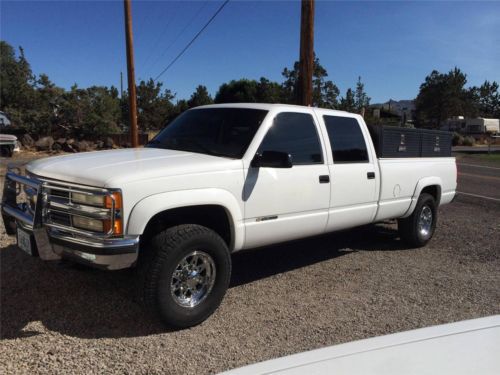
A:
1 104 456 327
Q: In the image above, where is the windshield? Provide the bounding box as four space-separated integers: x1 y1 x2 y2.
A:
146 108 268 158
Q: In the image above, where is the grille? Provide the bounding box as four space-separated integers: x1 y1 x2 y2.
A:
41 180 118 238
49 189 70 200
49 211 72 227
7 172 119 238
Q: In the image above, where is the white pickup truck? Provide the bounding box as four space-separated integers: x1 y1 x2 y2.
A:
2 104 456 327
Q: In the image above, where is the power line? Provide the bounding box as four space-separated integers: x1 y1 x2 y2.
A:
134 1 154 37
146 1 209 77
153 0 230 82
140 2 180 73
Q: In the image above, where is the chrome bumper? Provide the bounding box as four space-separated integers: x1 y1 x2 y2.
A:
1 171 139 270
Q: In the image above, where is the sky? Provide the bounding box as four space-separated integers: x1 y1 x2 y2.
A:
1 0 499 104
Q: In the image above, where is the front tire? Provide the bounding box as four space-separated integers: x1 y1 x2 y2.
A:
141 224 231 328
398 193 437 248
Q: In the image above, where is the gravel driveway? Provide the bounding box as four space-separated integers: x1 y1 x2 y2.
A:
1 153 499 374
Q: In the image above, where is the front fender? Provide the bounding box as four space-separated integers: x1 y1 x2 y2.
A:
401 176 442 218
126 188 245 251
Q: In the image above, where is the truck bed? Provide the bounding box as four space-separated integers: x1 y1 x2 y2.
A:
375 157 456 222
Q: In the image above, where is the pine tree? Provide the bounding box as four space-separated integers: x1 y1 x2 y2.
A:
339 88 356 112
188 85 213 108
354 76 370 114
281 55 340 108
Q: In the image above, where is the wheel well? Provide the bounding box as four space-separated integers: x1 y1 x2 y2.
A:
141 205 233 249
421 185 441 204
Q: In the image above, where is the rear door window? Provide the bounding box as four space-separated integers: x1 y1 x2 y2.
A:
323 115 369 163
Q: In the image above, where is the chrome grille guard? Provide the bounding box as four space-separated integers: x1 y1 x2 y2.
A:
1 170 120 239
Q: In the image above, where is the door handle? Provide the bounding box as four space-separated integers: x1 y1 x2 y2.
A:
367 172 376 179
319 175 330 183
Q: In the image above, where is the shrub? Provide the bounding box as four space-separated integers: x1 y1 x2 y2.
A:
463 136 475 146
452 132 464 146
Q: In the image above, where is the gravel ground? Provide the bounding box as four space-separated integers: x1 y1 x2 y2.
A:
1 153 499 374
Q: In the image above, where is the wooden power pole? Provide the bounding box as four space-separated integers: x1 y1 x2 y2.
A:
124 0 139 147
298 0 315 106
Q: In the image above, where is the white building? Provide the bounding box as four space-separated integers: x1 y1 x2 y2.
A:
442 116 466 132
466 118 499 134
442 117 499 134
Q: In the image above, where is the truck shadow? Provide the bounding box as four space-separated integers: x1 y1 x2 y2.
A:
230 222 404 287
1 223 406 340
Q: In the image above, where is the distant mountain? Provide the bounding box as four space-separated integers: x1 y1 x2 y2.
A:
371 99 415 117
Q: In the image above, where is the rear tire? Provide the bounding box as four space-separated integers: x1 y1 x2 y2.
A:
139 224 231 328
398 193 437 248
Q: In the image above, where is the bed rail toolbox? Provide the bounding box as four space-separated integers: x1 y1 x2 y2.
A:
368 125 452 158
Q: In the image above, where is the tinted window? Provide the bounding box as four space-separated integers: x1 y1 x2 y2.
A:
323 116 369 163
147 108 268 158
258 112 323 165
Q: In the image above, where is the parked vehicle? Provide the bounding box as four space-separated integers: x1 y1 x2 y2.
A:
0 134 20 157
220 315 500 374
1 104 457 327
466 118 499 134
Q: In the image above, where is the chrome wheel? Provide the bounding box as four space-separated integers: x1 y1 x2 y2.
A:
170 251 216 308
418 205 433 238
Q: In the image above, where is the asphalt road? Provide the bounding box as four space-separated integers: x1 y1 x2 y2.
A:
456 159 500 202
453 146 500 153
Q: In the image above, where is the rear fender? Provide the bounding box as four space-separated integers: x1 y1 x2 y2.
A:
401 177 442 218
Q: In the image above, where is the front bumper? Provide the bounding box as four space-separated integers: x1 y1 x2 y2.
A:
1 170 139 270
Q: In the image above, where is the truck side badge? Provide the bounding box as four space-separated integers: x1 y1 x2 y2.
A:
398 134 407 152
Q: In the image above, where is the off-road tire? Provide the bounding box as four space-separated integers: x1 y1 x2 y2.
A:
398 193 437 248
139 224 231 328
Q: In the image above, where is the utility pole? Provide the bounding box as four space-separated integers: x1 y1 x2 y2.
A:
123 0 139 147
298 0 314 106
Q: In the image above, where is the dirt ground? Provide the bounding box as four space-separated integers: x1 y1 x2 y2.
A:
1 152 499 374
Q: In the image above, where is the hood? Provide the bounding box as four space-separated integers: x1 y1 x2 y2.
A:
27 148 242 187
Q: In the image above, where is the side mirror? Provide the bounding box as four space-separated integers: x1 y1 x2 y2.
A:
251 151 293 168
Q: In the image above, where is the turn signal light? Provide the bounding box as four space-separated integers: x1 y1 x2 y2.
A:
105 192 122 209
104 192 123 235
104 218 123 236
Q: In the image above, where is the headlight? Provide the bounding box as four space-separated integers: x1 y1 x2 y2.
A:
73 216 104 232
70 191 123 235
72 191 123 209
71 192 105 207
